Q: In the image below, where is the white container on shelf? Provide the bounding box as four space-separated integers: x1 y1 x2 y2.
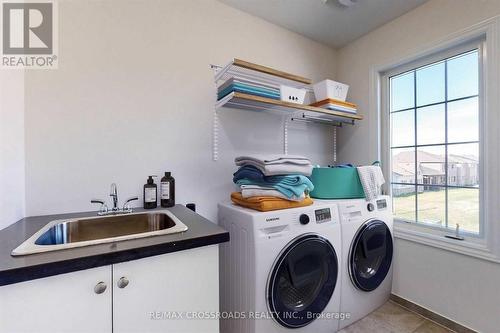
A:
280 85 307 104
313 79 349 102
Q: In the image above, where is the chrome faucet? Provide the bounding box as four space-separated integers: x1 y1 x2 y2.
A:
91 183 138 216
110 183 119 211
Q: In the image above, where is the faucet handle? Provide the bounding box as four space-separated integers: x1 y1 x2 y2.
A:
91 199 109 215
122 197 139 212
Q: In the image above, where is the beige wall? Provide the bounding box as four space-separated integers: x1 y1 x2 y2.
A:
23 0 337 220
336 1 500 332
0 72 25 230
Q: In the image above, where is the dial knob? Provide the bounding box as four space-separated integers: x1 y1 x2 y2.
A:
367 203 375 212
299 214 310 225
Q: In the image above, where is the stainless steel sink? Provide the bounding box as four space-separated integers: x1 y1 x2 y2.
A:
12 210 188 256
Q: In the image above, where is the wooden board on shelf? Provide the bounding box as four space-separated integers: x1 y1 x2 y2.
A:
228 92 363 121
233 59 312 85
310 98 357 109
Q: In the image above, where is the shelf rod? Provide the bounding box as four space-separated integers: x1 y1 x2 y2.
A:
291 116 342 127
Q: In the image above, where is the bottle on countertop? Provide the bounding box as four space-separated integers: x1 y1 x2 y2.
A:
143 175 157 209
160 172 175 208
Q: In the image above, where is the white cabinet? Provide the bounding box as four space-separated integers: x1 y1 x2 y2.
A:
0 245 220 333
0 265 112 333
113 245 219 333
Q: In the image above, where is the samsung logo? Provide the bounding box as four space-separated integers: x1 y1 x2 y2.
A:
266 217 280 222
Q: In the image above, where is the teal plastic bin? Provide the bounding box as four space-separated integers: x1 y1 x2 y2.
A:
310 167 365 199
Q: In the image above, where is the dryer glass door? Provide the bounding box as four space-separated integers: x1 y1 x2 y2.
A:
349 220 393 291
267 234 338 328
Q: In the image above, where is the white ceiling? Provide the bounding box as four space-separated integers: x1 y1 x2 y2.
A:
219 0 428 48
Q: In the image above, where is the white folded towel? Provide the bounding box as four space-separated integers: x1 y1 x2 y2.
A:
235 154 313 176
357 166 385 201
240 185 306 202
235 154 311 165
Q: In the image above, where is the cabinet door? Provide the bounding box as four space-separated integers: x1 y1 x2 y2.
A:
0 266 112 333
113 245 219 333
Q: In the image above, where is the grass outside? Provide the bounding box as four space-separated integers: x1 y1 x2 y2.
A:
393 187 479 233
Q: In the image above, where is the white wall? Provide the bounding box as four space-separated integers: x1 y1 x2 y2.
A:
336 1 500 332
23 0 338 220
0 71 25 230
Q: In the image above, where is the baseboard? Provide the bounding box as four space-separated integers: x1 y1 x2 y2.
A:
390 294 477 333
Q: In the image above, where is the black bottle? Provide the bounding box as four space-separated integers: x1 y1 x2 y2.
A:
160 172 175 208
143 176 157 209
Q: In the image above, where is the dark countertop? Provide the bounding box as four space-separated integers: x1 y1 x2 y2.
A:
0 205 229 286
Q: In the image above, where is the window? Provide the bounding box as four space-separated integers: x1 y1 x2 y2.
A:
376 18 500 261
389 47 481 235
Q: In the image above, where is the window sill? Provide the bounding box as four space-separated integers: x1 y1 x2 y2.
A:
393 220 500 263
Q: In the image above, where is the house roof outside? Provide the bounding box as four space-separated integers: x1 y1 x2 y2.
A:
392 149 478 177
393 163 415 176
449 154 478 163
420 164 444 176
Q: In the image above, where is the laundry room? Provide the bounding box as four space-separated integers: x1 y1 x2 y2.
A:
0 0 499 332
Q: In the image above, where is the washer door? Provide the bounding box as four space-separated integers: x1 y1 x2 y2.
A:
349 220 393 292
267 234 338 328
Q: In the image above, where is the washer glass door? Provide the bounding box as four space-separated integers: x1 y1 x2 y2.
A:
349 220 393 291
267 234 338 328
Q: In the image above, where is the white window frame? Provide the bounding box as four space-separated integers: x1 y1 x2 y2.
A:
384 41 483 235
369 16 500 262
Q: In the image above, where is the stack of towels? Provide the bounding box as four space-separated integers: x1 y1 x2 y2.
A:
231 155 314 212
217 77 280 101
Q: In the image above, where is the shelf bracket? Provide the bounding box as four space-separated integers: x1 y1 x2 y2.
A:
213 107 219 161
211 64 220 162
283 116 292 155
333 126 337 164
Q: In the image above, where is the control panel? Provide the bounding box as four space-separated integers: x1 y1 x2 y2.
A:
314 208 332 224
294 206 335 226
376 199 387 210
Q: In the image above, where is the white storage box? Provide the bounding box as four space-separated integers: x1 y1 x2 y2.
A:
280 85 307 104
313 79 349 102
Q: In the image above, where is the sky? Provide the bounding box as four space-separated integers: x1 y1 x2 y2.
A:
390 50 479 158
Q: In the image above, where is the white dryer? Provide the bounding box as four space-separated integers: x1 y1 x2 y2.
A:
318 196 393 329
218 202 343 333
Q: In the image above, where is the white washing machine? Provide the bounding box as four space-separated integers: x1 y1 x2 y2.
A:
218 202 343 333
318 196 393 329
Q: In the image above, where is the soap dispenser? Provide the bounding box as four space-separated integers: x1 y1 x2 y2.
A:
143 176 157 209
160 172 175 208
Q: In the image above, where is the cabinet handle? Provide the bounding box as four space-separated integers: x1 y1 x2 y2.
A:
94 281 107 294
117 276 129 289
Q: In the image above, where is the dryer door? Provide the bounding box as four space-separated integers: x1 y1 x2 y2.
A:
267 234 338 328
349 219 393 292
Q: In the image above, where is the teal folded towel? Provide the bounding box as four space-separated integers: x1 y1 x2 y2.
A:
235 174 314 199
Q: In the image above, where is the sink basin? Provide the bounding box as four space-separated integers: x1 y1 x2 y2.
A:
12 210 188 256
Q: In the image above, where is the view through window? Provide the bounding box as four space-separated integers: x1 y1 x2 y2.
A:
390 49 480 234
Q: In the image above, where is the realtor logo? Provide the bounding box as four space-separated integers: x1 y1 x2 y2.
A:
1 0 58 68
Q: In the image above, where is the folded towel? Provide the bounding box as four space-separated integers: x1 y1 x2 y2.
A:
235 155 313 176
233 164 313 184
240 185 305 202
230 192 313 212
235 154 311 165
235 174 314 199
233 165 266 183
357 166 385 201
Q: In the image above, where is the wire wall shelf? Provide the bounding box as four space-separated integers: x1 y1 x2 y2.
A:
210 59 362 161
